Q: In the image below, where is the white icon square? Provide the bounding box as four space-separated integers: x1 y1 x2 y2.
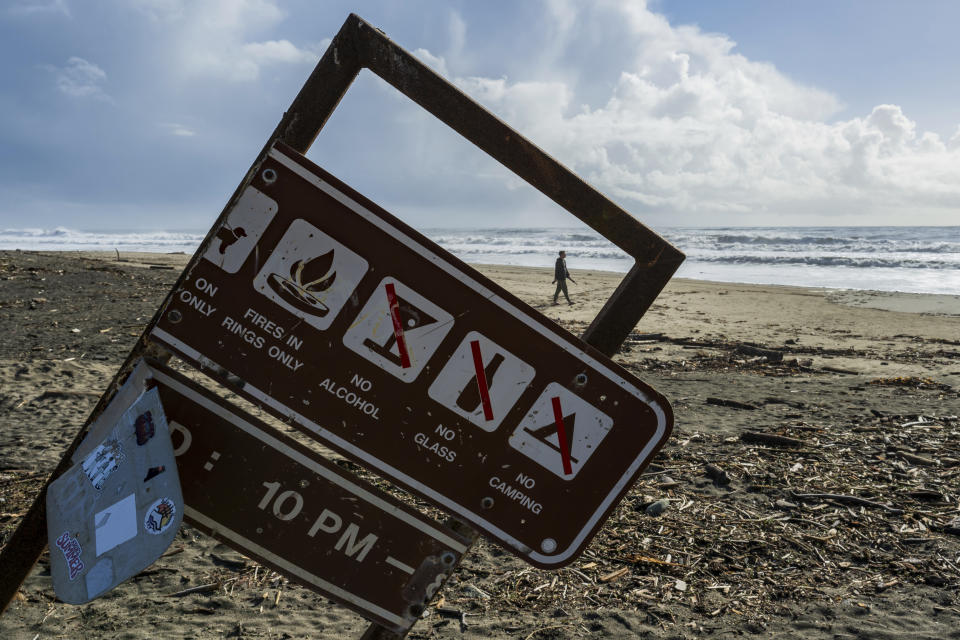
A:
253 219 369 331
509 383 613 480
343 277 454 382
202 186 278 273
427 331 535 432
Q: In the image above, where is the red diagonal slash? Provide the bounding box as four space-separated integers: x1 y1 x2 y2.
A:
551 396 573 475
470 340 494 421
384 283 411 368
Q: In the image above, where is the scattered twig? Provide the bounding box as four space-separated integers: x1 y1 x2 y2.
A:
790 492 903 514
168 582 219 597
741 431 805 448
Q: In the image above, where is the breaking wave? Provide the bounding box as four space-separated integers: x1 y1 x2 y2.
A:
2 225 957 294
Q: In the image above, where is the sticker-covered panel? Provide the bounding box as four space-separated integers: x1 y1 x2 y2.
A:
150 141 673 568
46 380 183 604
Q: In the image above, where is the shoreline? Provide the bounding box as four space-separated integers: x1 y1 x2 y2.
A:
18 248 960 316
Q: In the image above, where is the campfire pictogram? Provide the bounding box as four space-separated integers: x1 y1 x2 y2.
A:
266 249 338 316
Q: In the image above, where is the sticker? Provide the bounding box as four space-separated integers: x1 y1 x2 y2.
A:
144 497 177 535
94 493 138 556
143 466 165 482
81 439 125 490
134 410 155 445
55 531 85 581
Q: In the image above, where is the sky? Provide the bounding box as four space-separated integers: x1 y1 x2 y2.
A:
1 0 959 232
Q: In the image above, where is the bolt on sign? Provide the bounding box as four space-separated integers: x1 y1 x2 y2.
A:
150 141 674 568
142 362 470 633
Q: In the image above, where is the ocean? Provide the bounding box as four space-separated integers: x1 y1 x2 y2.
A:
1 226 957 296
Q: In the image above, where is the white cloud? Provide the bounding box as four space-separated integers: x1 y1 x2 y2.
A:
424 1 960 223
413 48 449 78
129 0 316 82
50 57 110 100
241 40 317 65
8 0 70 18
159 122 196 137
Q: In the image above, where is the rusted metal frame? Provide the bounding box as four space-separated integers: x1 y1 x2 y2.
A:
344 15 685 356
231 12 685 354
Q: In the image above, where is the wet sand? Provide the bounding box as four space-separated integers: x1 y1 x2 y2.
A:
1 250 958 639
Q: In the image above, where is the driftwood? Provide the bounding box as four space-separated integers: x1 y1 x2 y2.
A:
734 344 783 362
168 582 220 597
740 431 805 448
821 365 859 375
790 492 903 514
707 397 757 411
704 463 730 486
899 452 937 466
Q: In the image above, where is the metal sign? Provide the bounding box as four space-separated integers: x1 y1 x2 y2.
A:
149 142 674 568
146 362 470 634
46 381 183 604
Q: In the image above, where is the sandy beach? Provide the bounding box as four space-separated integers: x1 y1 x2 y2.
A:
1 249 958 639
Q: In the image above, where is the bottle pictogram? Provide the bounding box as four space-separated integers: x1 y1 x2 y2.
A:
427 332 535 431
456 352 505 414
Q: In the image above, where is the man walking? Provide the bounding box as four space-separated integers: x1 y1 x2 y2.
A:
552 250 575 305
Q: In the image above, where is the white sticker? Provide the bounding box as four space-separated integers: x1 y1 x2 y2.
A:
508 383 614 479
343 277 454 382
202 186 278 273
144 497 177 535
253 219 369 330
94 493 138 556
81 439 125 491
427 331 536 431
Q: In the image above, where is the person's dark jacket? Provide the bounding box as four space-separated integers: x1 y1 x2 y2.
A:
554 257 569 281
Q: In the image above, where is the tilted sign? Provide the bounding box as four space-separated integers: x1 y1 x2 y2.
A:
0 13 684 626
150 142 673 568
46 382 183 604
145 362 470 634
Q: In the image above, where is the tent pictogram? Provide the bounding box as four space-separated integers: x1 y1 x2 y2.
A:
509 383 613 479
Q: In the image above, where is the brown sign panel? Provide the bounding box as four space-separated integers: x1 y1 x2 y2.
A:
149 141 673 568
147 363 469 634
